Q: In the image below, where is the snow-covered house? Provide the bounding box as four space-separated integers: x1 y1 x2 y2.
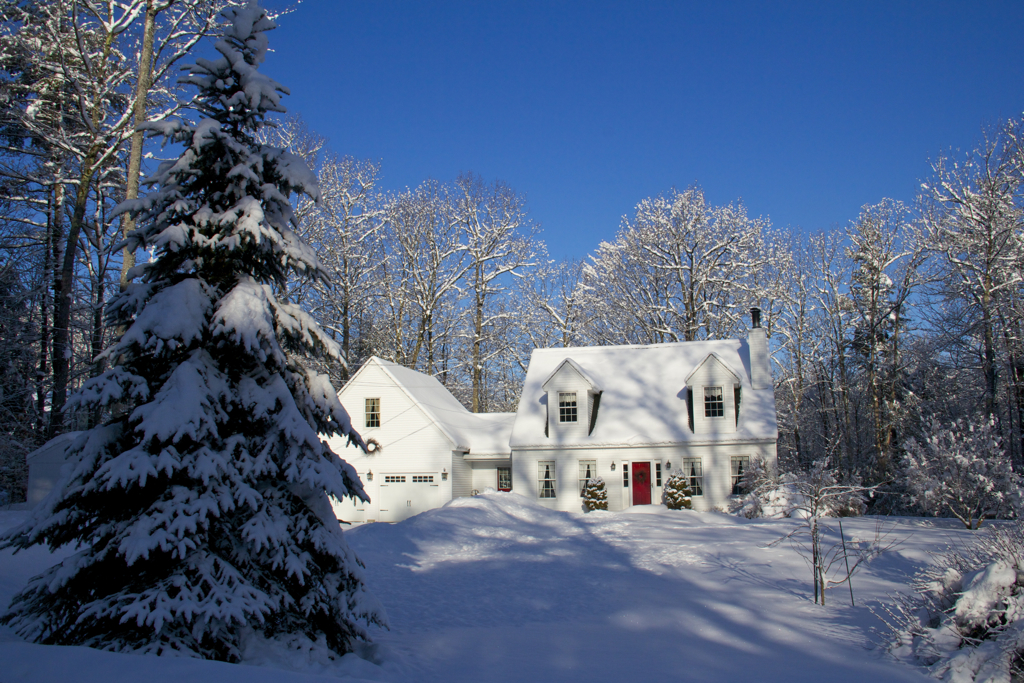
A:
509 316 777 512
325 357 516 523
24 321 776 519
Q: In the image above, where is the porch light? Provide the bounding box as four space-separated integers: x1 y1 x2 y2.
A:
666 461 671 470
367 470 373 481
442 468 448 481
610 461 616 471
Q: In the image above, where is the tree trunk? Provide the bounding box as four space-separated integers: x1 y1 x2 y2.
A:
119 0 158 290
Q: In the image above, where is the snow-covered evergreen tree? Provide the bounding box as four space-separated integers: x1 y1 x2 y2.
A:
581 476 608 511
0 3 385 660
662 470 693 510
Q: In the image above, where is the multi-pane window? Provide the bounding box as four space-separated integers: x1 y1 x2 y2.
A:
412 475 434 483
365 397 381 428
731 456 750 496
384 475 405 483
558 392 578 423
682 458 703 496
539 461 556 498
623 463 630 487
656 462 662 487
704 386 724 418
497 467 512 492
578 459 597 496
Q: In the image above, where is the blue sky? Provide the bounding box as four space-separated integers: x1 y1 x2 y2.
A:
259 1 1024 260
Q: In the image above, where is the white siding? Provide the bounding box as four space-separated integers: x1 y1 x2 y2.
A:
544 364 593 442
689 356 739 437
326 361 456 523
451 451 472 499
511 441 776 512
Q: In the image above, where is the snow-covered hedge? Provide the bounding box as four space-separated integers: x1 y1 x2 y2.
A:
582 477 608 511
878 521 1024 682
662 470 693 510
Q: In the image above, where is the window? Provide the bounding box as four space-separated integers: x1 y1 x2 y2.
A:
497 467 512 492
558 392 578 423
682 458 703 496
384 475 405 483
412 475 434 483
704 386 724 418
656 462 662 487
623 463 630 488
538 461 556 498
365 397 381 428
731 456 750 496
578 459 597 496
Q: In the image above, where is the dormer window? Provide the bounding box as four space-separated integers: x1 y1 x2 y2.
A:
704 387 724 418
558 392 578 423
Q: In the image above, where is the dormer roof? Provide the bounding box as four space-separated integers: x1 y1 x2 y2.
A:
684 352 743 385
541 358 603 392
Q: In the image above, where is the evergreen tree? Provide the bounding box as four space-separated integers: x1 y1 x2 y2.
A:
0 3 384 660
662 470 693 510
581 476 608 511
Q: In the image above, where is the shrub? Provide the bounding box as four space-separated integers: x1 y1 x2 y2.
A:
662 470 693 510
582 477 608 511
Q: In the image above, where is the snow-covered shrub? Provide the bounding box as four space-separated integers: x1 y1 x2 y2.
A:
878 521 1024 682
662 469 693 510
0 4 384 661
733 457 788 518
582 477 608 511
904 417 1018 529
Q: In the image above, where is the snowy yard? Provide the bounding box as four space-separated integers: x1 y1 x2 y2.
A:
1 493 976 682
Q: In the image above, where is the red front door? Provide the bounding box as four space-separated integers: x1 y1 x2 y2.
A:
632 462 651 505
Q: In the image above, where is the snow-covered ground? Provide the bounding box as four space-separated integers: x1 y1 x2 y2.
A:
1 493 977 682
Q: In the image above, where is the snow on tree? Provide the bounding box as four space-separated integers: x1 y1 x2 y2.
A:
581 476 608 511
0 2 385 660
662 469 693 510
904 416 1019 530
877 520 1024 682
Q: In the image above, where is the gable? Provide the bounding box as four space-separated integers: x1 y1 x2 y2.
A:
685 353 742 386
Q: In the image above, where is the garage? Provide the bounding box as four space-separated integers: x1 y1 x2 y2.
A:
378 473 444 522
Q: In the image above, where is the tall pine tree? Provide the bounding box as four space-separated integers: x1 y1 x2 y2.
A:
1 3 384 660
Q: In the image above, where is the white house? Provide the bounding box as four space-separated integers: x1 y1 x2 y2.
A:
330 314 776 518
325 357 516 524
508 317 777 512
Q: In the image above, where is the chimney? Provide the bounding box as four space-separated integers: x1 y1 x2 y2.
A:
748 308 770 390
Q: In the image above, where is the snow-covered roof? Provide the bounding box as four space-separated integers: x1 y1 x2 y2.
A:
371 358 515 455
541 358 603 392
510 339 777 449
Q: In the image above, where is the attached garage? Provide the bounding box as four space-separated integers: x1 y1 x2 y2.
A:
378 473 444 522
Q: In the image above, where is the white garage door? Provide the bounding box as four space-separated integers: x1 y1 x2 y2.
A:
379 473 443 522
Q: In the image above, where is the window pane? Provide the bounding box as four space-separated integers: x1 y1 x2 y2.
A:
682 458 703 496
497 467 512 492
365 398 380 428
558 392 578 423
731 456 750 496
539 461 556 498
578 459 597 496
704 387 724 418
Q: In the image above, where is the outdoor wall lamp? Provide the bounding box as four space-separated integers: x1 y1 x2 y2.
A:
366 470 373 481
610 461 616 471
665 462 671 470
442 468 448 481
